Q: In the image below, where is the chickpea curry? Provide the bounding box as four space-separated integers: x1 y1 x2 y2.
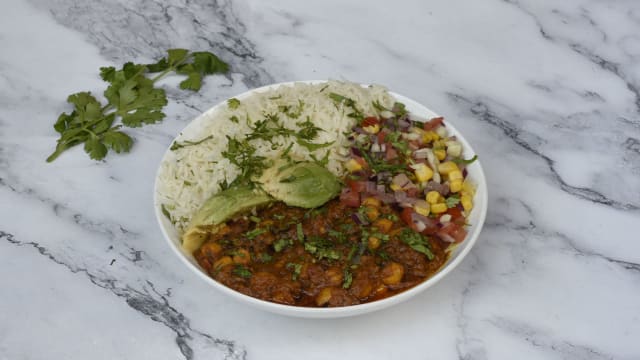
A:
194 198 451 307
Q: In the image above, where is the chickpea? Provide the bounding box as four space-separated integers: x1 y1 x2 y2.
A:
381 262 404 285
362 197 381 208
216 225 232 236
316 287 333 306
365 206 380 221
213 256 233 271
232 248 251 264
373 218 393 233
368 236 381 250
325 268 343 287
200 242 223 258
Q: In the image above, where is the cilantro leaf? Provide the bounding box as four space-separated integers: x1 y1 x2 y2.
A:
103 68 167 127
446 195 460 208
102 130 133 153
99 66 117 82
176 51 229 91
179 70 203 91
84 136 108 160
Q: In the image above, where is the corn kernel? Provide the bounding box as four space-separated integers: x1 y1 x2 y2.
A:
422 131 440 143
390 183 402 192
345 159 362 172
363 124 380 134
446 141 462 157
431 203 447 214
414 203 430 216
426 191 441 204
450 179 463 193
448 170 463 181
461 194 473 212
413 163 434 182
438 161 459 175
462 179 476 196
434 149 447 160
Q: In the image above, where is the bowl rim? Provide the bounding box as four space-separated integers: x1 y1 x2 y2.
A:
153 80 488 318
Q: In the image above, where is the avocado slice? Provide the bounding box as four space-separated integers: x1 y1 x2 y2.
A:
258 161 342 209
181 185 272 252
182 162 341 252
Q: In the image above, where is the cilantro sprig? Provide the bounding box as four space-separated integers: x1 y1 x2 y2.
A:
47 48 229 162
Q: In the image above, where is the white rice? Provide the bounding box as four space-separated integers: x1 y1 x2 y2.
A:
156 80 395 233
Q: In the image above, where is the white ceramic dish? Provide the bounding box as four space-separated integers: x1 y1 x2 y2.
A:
154 81 488 318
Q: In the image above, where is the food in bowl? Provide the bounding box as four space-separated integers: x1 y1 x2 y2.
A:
156 81 478 307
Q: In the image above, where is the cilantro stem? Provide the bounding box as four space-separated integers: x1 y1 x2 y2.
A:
150 68 174 83
150 55 191 83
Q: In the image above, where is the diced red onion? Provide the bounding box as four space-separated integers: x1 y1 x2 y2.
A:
411 211 437 229
392 173 410 188
438 233 456 243
374 192 396 204
423 181 450 196
351 212 369 225
413 148 430 159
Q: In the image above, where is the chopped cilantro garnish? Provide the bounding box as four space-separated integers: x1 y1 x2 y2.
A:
453 155 478 165
170 135 214 151
227 98 241 109
328 92 364 120
232 265 252 278
342 269 353 289
446 195 460 208
273 237 291 252
286 263 302 280
296 223 305 242
399 228 434 260
257 253 273 263
245 228 266 239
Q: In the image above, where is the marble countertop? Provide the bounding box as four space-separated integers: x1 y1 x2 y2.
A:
2 0 639 359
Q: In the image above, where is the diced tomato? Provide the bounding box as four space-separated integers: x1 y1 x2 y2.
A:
422 225 439 235
340 189 361 207
447 206 465 223
423 117 444 131
406 187 419 198
385 145 398 161
400 208 420 232
438 222 467 243
377 129 388 144
346 179 367 193
361 117 379 127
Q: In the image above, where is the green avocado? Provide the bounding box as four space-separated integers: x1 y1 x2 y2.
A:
182 185 272 252
182 162 341 252
258 161 342 209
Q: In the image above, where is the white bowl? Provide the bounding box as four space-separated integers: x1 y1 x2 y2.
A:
153 81 488 318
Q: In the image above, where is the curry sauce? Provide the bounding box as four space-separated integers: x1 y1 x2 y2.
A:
194 198 450 307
